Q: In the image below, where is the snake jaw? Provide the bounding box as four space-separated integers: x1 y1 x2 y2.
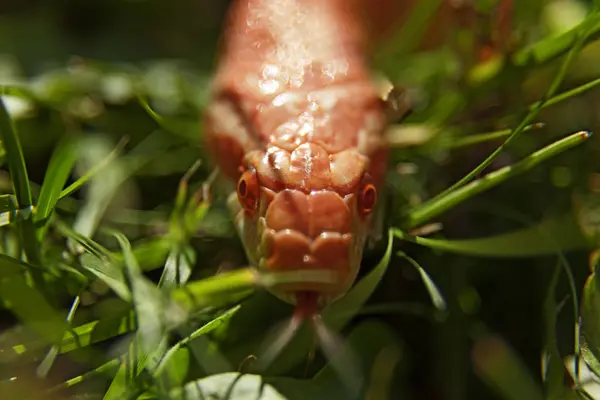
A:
230 185 372 305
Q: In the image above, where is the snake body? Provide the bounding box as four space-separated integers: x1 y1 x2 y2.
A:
204 0 389 310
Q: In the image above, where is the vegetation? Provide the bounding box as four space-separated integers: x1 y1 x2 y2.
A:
2 0 600 398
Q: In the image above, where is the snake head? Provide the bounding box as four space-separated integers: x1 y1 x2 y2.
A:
230 137 387 305
206 84 387 306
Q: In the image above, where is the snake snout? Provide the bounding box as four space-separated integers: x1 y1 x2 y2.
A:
259 188 360 298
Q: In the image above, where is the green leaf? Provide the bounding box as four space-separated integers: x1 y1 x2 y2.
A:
405 130 591 227
0 95 39 264
430 7 598 209
472 334 544 400
80 253 130 301
397 251 446 310
154 306 240 381
176 320 403 400
36 295 80 378
70 136 130 243
580 273 600 379
0 253 35 278
170 372 288 400
393 213 588 257
157 347 189 390
113 232 166 359
0 273 68 351
34 136 78 226
137 95 200 141
542 264 572 399
159 244 196 290
59 137 126 200
513 9 600 67
0 96 32 210
0 311 135 363
171 268 257 312
104 232 169 400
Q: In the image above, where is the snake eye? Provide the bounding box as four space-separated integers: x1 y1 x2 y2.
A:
358 183 377 216
237 169 260 214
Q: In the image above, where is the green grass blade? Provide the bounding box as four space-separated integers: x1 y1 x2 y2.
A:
472 334 544 400
542 264 571 398
0 253 35 278
153 305 241 380
513 9 600 67
0 96 32 209
394 213 588 257
0 95 39 264
34 136 78 226
528 76 600 112
80 253 131 301
104 232 169 400
113 231 166 354
0 273 68 353
405 131 591 228
447 123 544 149
452 74 600 150
59 137 127 200
51 359 121 392
0 311 134 362
396 251 446 310
433 10 598 201
171 268 258 312
137 95 200 141
36 295 81 378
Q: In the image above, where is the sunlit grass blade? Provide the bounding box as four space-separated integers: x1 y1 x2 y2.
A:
0 95 39 264
171 268 258 312
50 358 121 392
405 131 591 228
153 305 240 378
541 263 571 397
0 96 32 209
396 251 446 310
453 75 600 149
137 95 200 141
113 231 166 357
0 311 134 362
0 273 68 354
312 317 364 398
433 10 598 200
472 334 544 400
55 220 113 259
36 295 80 378
323 231 394 329
528 76 600 112
34 136 78 237
104 232 169 400
59 137 127 200
447 123 545 149
55 220 131 300
395 213 587 257
160 245 195 290
0 253 36 278
513 8 600 67
70 136 131 244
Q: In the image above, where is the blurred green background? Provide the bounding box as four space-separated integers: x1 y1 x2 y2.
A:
2 0 600 399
